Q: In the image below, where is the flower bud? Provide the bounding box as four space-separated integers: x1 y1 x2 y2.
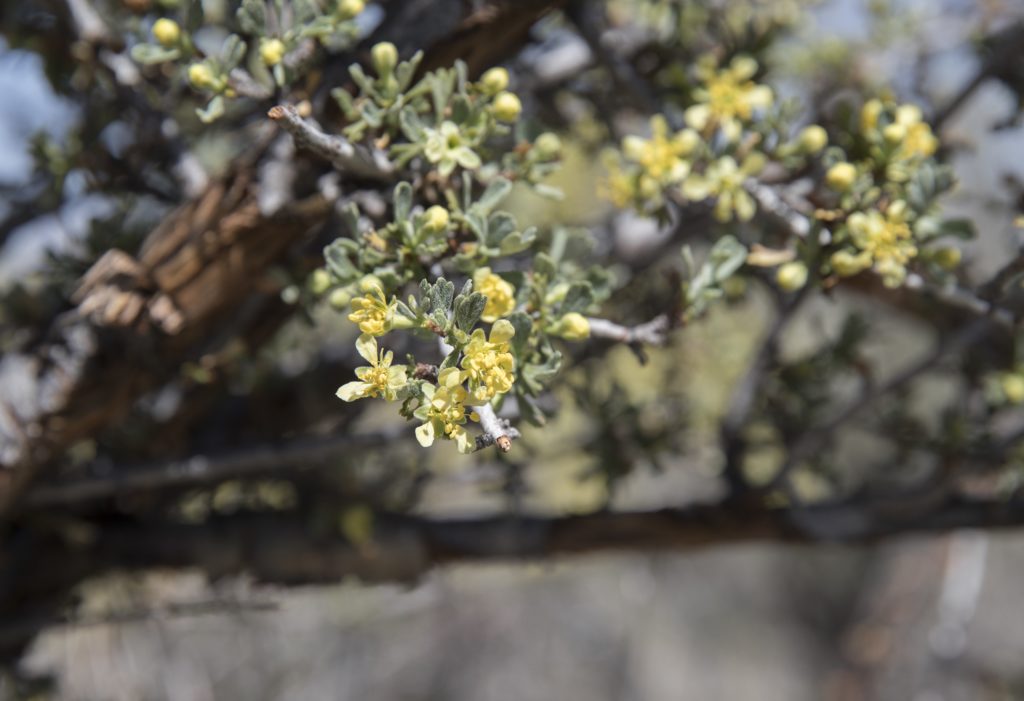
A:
798 125 827 154
371 41 398 77
329 287 353 310
932 246 962 271
423 205 449 232
776 261 808 291
550 312 590 341
1003 373 1024 405
358 274 384 293
533 132 562 160
309 268 332 295
337 0 365 20
188 63 216 89
260 38 286 66
882 122 906 144
826 162 857 192
152 18 181 47
492 91 522 122
479 67 509 95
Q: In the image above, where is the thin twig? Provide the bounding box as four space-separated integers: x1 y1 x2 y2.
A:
267 104 395 181
475 404 519 453
25 431 405 508
586 315 669 345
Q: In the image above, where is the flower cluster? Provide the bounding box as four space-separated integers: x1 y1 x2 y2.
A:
685 55 774 142
460 321 516 403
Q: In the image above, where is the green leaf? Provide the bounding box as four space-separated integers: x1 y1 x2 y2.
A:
507 311 534 355
560 282 594 315
454 292 487 331
196 96 225 123
937 218 976 240
399 106 425 141
708 235 747 282
534 252 557 280
324 240 358 282
293 0 318 25
236 0 265 34
130 43 180 65
393 182 413 222
500 226 536 255
348 64 376 95
221 34 247 69
184 0 205 34
395 51 423 92
331 88 357 119
485 211 517 247
475 178 512 215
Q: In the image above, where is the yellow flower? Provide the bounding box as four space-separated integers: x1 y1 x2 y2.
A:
1002 373 1024 405
152 18 181 47
685 55 773 140
260 38 286 67
846 205 917 287
414 368 478 454
473 267 516 322
621 115 697 187
348 283 395 336
893 104 937 158
460 319 516 402
600 151 636 207
861 98 883 132
336 334 408 402
682 154 762 222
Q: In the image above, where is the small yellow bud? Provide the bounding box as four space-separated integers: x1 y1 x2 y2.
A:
309 268 332 295
798 125 828 154
371 41 398 77
533 132 562 160
932 246 962 271
188 63 216 89
152 18 181 47
550 312 590 341
423 205 449 232
479 67 509 95
882 122 906 144
776 261 809 291
826 162 857 192
358 274 383 293
861 98 883 132
260 38 286 66
1002 373 1024 404
329 287 353 310
492 91 522 122
337 0 365 20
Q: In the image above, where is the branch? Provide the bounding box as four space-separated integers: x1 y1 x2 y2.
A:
48 494 1024 591
267 104 395 181
586 315 669 345
24 431 403 509
474 404 519 453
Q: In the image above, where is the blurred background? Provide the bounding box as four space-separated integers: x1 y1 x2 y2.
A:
4 0 1024 699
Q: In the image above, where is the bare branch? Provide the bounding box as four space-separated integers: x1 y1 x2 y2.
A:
267 104 395 181
586 315 670 345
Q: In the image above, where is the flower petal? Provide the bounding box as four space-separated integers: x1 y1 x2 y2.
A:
337 381 373 402
415 421 435 447
489 319 515 344
355 334 377 365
